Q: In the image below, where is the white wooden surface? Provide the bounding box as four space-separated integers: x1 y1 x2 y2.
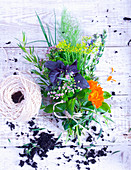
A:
0 0 131 169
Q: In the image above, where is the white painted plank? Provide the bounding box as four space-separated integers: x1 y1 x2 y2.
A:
0 145 131 170
0 0 131 47
0 1 130 169
0 47 130 95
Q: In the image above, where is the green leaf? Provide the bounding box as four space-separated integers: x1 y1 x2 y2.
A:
83 101 92 107
46 23 55 46
85 76 92 80
57 133 62 141
85 143 96 149
63 121 69 130
87 113 93 125
31 69 41 76
77 88 91 100
82 101 94 111
66 98 75 116
129 128 131 132
92 117 100 124
26 40 47 44
33 55 38 63
22 143 31 147
90 143 96 147
31 128 45 131
103 91 112 99
99 102 111 113
103 115 114 123
76 125 81 145
22 32 26 43
54 102 66 112
112 150 120 155
36 12 51 47
81 106 94 111
58 77 71 82
97 128 103 139
44 104 53 113
8 138 11 143
23 55 32 62
40 104 45 109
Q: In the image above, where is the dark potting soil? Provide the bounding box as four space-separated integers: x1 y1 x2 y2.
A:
62 146 110 170
19 160 24 167
28 120 35 127
18 130 62 169
86 134 93 142
6 121 15 131
5 118 112 169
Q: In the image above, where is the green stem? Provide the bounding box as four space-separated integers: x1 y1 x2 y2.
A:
76 125 81 146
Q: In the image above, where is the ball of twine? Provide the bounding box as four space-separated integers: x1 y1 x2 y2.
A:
0 71 42 121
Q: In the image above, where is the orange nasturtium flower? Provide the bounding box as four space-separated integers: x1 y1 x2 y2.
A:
87 80 104 109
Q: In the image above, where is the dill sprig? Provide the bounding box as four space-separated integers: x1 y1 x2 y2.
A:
57 9 80 46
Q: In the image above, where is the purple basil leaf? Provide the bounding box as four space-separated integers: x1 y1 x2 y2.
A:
44 61 57 70
67 60 78 74
45 60 66 72
56 60 66 70
49 70 60 85
74 74 89 89
45 85 52 91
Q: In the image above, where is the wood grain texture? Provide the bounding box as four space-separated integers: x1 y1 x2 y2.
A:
0 145 131 170
0 47 130 95
0 46 131 146
0 0 131 169
0 0 131 47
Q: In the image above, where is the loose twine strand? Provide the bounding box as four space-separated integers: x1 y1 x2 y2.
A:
53 100 89 133
0 47 42 122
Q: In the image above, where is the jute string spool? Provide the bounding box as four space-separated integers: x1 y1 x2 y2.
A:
0 71 42 121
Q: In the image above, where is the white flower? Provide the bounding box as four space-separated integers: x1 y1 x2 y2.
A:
65 74 70 80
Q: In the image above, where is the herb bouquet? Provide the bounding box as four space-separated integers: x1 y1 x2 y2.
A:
18 10 113 145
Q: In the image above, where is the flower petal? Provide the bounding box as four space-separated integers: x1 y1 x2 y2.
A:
111 67 114 73
107 76 112 81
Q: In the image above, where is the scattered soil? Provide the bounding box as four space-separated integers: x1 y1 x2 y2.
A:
123 17 131 21
5 118 112 169
6 121 15 131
